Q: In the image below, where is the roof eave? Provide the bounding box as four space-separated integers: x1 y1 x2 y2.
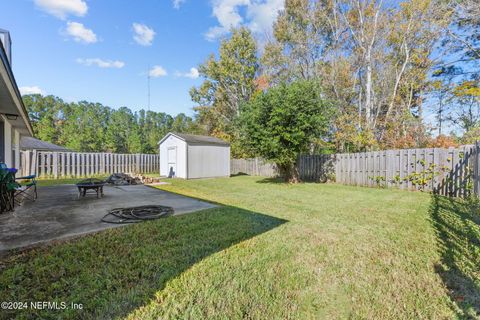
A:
158 132 230 147
187 142 231 147
158 132 186 145
0 42 33 136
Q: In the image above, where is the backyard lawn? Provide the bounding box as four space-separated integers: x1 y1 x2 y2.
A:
0 176 478 319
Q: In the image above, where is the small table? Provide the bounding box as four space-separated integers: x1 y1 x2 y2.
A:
76 178 105 198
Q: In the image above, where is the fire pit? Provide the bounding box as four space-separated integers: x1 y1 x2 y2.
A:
76 178 106 198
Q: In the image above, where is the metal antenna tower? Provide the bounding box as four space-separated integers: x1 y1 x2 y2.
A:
147 65 151 112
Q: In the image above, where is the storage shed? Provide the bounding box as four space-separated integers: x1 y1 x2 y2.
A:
159 132 230 179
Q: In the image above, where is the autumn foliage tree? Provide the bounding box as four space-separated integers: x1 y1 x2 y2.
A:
25 0 480 164
263 0 451 151
190 27 258 157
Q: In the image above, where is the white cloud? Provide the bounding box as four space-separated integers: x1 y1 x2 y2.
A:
20 86 44 95
76 58 125 68
247 0 284 34
173 0 186 9
175 67 199 79
205 0 250 41
205 26 229 42
205 0 283 41
149 65 168 77
132 23 155 46
65 21 97 43
34 0 87 19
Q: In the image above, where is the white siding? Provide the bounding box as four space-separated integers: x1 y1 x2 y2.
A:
159 135 187 178
3 116 12 167
187 145 230 179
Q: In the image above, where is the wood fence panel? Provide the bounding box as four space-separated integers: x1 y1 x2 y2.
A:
46 153 51 176
231 155 334 181
25 150 31 177
20 151 160 179
20 145 480 198
335 145 479 197
53 152 58 178
67 152 71 176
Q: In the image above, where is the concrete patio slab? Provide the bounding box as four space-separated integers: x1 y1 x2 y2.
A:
0 184 216 253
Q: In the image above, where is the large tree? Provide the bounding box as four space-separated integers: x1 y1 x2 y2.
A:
431 0 480 136
23 94 65 144
239 81 334 183
263 0 450 151
190 27 258 156
60 101 110 152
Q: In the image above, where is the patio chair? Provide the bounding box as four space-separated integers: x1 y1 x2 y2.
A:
0 163 17 212
15 174 37 203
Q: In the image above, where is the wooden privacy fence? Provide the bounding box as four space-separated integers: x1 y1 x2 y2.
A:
230 158 277 177
297 154 335 181
232 143 480 198
230 155 334 181
23 144 480 197
20 151 160 178
336 145 479 197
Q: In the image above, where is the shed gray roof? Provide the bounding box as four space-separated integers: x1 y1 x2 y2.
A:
159 132 230 146
20 137 70 151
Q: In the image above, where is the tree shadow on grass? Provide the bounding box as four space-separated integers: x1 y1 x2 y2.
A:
0 206 287 320
230 172 250 177
228 174 285 184
255 177 329 184
429 194 480 318
255 177 286 184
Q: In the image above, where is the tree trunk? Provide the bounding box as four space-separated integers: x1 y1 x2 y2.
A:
278 162 300 183
365 50 373 128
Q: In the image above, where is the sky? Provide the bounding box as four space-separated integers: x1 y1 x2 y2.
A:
0 0 284 116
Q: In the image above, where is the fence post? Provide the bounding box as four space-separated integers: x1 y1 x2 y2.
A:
25 150 31 176
68 153 72 177
45 153 51 177
66 153 71 177
60 152 65 177
31 150 37 176
88 153 92 176
53 152 58 179
39 152 44 177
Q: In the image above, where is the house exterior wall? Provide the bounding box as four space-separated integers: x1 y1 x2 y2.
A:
0 121 3 163
159 135 187 178
2 116 12 167
187 145 230 179
0 32 33 138
0 30 33 170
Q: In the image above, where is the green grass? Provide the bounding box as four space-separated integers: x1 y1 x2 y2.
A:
430 195 480 318
0 176 478 319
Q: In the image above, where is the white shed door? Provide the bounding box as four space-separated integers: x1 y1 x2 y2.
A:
167 147 177 177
